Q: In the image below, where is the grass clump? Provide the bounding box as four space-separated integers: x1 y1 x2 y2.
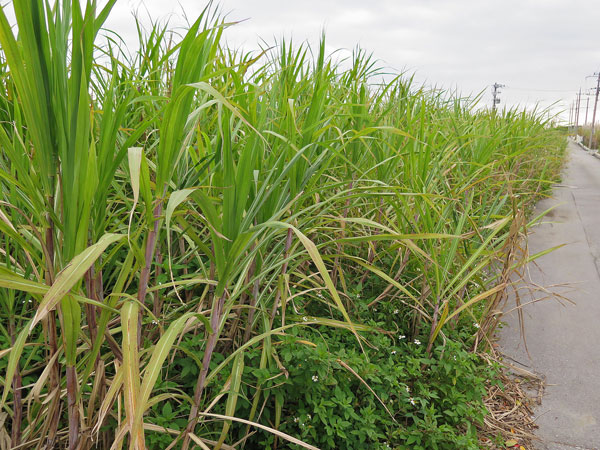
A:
0 2 565 449
573 125 598 149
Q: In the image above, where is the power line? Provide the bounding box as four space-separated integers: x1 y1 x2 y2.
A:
505 87 580 93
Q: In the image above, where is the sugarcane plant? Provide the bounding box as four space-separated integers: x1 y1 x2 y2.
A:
0 1 565 449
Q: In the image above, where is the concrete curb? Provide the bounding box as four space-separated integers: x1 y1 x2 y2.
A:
569 137 600 159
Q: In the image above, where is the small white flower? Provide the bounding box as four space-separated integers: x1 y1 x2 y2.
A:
306 413 311 419
393 309 399 314
453 355 457 360
152 320 158 325
311 375 319 382
293 417 299 423
356 293 361 299
302 316 308 322
473 322 480 329
409 397 416 406
317 292 324 299
399 334 406 340
28 299 32 303
391 350 397 355
414 339 421 345
405 385 410 393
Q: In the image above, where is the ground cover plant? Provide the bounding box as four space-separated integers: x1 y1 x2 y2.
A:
0 2 566 449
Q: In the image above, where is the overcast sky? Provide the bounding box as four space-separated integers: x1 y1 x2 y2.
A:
101 1 600 123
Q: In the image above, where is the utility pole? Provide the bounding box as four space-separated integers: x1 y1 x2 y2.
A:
585 95 590 127
569 103 573 130
587 72 600 148
491 82 505 111
575 88 582 135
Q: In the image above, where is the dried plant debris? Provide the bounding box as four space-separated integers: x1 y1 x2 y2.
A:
478 353 545 449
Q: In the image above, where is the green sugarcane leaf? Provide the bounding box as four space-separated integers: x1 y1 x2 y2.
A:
60 295 81 365
1 320 30 408
133 312 211 437
214 350 244 449
121 300 142 448
127 147 143 236
265 221 363 350
0 269 47 294
30 233 125 330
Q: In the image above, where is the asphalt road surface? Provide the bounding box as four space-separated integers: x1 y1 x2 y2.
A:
499 141 600 450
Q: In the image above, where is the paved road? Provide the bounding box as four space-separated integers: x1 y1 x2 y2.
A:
499 141 600 450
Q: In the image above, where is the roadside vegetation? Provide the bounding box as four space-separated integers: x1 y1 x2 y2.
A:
0 2 566 449
573 125 598 149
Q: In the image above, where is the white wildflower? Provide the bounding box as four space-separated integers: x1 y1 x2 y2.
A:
311 375 319 382
307 413 312 419
393 309 399 314
409 397 416 406
302 316 308 322
473 322 480 329
413 339 421 345
152 320 158 325
391 350 397 355
293 417 299 423
399 334 406 340
405 385 410 393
